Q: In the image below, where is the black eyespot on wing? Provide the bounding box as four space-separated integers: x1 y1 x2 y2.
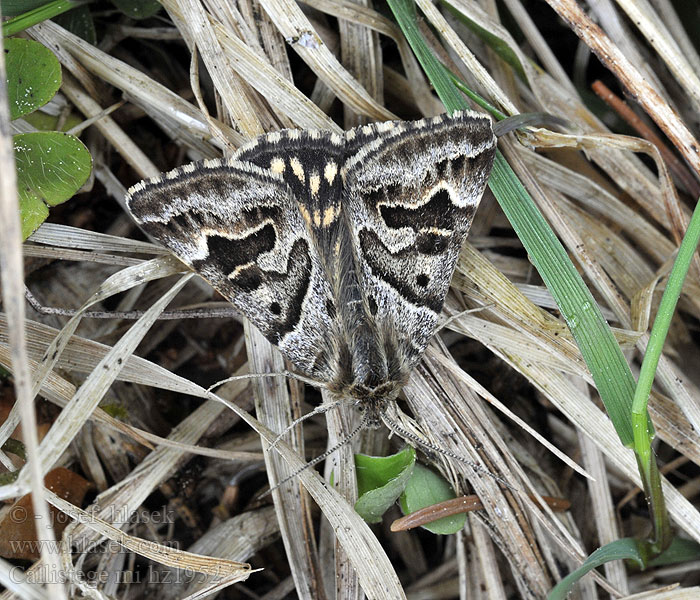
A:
385 183 400 200
171 212 200 233
416 274 429 287
365 188 383 207
358 229 445 313
270 301 282 315
451 154 465 172
435 158 449 179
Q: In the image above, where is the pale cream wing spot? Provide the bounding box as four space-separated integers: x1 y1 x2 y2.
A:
298 204 313 228
270 157 286 174
324 161 338 185
309 173 321 197
289 157 305 183
322 205 338 227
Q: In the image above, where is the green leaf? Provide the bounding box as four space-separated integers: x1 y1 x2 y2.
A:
4 38 61 121
399 464 465 535
23 110 82 133
2 438 26 461
1 0 86 36
547 522 700 595
1 0 49 17
386 0 640 446
53 4 96 45
489 156 639 444
19 192 50 241
648 537 700 567
355 447 415 523
111 0 161 19
14 131 92 239
548 539 646 600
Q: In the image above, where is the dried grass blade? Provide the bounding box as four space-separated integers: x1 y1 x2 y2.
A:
47 491 254 578
239 407 408 600
243 323 325 597
259 0 395 120
168 0 264 138
0 256 185 459
0 36 65 598
29 20 235 151
28 223 164 254
0 314 203 396
3 273 193 499
0 344 154 450
614 0 700 115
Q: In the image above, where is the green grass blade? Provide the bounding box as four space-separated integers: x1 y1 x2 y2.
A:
2 0 86 37
489 155 637 443
632 197 700 453
387 0 638 445
548 538 646 600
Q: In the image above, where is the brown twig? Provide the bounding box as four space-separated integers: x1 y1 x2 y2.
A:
545 0 700 187
593 80 700 199
390 494 571 532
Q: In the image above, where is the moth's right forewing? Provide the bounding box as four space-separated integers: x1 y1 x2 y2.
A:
341 112 497 369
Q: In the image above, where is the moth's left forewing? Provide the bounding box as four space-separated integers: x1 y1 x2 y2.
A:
125 158 340 381
342 112 496 368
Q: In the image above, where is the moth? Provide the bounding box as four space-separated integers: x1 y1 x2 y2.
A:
126 111 496 429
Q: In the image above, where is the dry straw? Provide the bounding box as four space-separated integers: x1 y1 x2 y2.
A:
0 0 698 598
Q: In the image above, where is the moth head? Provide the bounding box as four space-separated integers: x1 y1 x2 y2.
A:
343 377 403 429
355 397 389 429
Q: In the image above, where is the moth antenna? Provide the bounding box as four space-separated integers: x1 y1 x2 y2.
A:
206 370 326 393
381 413 515 491
267 399 344 451
261 415 368 498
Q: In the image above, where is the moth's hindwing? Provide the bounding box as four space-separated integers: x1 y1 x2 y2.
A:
125 153 340 378
234 128 346 276
342 111 497 370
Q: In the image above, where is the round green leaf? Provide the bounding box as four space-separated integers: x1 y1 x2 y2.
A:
19 194 50 242
354 447 415 523
23 110 82 133
54 5 96 45
111 0 161 19
399 463 465 535
14 131 92 239
4 37 61 121
1 0 49 17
